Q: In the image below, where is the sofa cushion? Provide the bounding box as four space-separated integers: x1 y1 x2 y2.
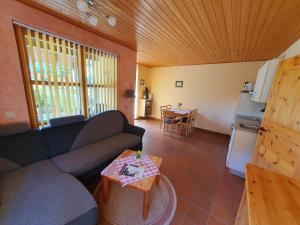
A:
0 130 48 168
0 157 21 175
42 121 85 157
0 160 97 225
71 111 124 150
52 133 141 176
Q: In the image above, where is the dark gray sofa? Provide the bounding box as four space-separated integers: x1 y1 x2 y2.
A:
0 111 145 225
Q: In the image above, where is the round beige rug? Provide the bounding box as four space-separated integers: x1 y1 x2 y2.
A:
96 174 177 225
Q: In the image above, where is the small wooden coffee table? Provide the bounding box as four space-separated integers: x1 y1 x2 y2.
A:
100 150 163 220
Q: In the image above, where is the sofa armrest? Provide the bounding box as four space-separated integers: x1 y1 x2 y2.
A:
125 124 145 137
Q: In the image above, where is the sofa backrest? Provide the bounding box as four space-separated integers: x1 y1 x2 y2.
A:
0 130 48 174
70 111 125 150
41 121 86 157
49 115 85 127
0 111 129 173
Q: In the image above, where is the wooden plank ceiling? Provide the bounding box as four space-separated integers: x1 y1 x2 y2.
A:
25 0 300 67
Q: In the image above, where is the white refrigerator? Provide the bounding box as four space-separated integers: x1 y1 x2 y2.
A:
226 92 265 177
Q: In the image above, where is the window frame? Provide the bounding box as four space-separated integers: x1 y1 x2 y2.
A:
14 23 119 128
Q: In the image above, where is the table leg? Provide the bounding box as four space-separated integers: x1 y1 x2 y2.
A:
103 177 110 202
143 191 150 220
155 175 160 185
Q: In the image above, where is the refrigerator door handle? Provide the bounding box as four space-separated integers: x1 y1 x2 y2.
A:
239 124 260 132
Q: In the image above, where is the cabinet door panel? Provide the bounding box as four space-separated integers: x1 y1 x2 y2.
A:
260 59 279 102
252 61 269 102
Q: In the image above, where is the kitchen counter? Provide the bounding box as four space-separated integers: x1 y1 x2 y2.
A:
246 164 300 225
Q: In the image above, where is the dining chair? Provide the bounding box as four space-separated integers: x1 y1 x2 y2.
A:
179 109 198 135
190 109 198 131
162 109 180 136
160 105 172 128
179 112 193 136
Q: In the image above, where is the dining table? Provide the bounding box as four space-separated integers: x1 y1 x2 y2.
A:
169 108 193 115
167 107 194 136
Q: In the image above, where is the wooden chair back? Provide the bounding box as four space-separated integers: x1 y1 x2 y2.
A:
183 111 192 121
163 109 185 121
191 109 198 120
160 105 172 128
160 105 172 118
162 109 175 118
160 106 166 117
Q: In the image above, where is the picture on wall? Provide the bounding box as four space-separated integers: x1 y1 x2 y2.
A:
140 79 145 85
175 81 183 88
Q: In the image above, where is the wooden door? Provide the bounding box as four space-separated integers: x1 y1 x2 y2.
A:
252 55 300 178
235 55 300 225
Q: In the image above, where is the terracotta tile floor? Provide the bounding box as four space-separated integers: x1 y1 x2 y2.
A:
134 119 244 225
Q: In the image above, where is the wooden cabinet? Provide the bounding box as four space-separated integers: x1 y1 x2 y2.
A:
138 99 152 117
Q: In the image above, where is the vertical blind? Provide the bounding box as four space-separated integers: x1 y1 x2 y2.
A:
85 47 118 117
15 24 118 128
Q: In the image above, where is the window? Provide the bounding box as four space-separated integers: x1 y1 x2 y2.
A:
14 23 118 127
85 47 117 117
25 29 83 126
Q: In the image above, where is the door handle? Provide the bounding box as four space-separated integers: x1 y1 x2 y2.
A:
259 126 268 136
259 127 268 132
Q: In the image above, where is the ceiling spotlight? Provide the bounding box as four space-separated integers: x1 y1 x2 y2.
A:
88 14 98 26
106 16 117 27
77 0 89 13
87 0 94 5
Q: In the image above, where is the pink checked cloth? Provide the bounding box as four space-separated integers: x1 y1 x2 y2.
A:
101 154 160 187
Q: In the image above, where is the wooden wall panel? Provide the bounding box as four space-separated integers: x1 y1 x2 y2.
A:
19 0 300 67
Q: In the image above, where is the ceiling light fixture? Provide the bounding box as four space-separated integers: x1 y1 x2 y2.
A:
87 0 94 5
77 0 89 13
87 14 98 26
106 16 117 27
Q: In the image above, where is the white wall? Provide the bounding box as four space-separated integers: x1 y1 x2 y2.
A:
149 61 265 134
146 39 299 135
